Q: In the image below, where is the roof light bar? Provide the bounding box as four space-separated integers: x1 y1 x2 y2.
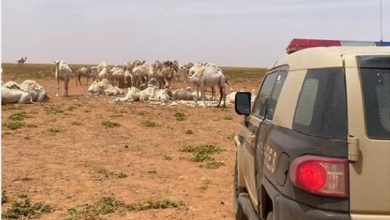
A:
286 38 390 54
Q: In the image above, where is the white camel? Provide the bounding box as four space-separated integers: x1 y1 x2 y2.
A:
2 81 32 104
186 64 228 107
20 80 48 102
54 60 73 96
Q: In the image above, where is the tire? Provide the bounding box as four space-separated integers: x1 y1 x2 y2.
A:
266 212 273 220
234 161 247 220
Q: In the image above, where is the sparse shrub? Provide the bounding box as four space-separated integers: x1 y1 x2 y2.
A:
201 160 225 169
9 112 27 121
147 170 157 174
102 120 120 128
26 124 38 128
164 155 173 160
96 197 118 215
142 120 157 128
127 199 182 211
179 144 223 154
48 127 60 133
179 144 224 169
92 168 128 180
174 112 186 121
227 134 235 141
4 121 25 130
185 130 193 135
44 106 64 114
224 116 233 120
200 177 212 190
2 190 7 204
67 104 81 111
192 151 214 162
65 204 96 220
71 121 82 126
2 194 51 219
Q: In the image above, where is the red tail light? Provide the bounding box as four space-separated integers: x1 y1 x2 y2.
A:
290 155 349 198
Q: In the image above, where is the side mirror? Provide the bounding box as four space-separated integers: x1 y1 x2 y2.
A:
235 92 251 115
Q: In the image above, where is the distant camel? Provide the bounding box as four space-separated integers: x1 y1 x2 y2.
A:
17 57 27 65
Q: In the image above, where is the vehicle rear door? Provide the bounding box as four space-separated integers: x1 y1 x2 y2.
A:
345 55 390 218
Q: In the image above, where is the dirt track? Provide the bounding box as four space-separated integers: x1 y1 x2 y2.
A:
2 73 260 219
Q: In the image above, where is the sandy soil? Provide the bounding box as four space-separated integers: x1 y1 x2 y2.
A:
2 76 259 220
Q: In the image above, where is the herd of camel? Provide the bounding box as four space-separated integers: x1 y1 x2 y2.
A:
55 59 230 107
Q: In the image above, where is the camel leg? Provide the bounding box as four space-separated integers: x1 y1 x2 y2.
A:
200 84 207 107
211 87 216 101
78 75 83 86
56 79 60 96
194 86 199 106
64 79 69 97
217 86 222 107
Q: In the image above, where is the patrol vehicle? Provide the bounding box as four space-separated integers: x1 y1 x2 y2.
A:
233 39 390 220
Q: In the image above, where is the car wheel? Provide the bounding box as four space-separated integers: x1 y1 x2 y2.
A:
234 160 247 220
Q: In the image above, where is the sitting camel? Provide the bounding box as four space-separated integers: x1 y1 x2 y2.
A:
2 82 32 104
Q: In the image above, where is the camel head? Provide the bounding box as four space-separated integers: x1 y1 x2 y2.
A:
54 60 61 72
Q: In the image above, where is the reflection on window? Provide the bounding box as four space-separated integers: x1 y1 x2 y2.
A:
358 55 390 139
293 68 347 140
252 73 277 117
294 79 318 126
377 73 390 131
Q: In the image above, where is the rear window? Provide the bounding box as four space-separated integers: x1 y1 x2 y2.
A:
357 56 390 140
293 68 347 140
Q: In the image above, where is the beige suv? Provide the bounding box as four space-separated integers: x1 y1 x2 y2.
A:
234 45 390 220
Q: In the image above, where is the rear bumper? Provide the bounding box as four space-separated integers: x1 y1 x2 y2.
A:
274 194 350 220
238 189 350 220
238 178 350 220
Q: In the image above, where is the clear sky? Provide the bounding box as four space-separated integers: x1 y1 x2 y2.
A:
2 0 390 67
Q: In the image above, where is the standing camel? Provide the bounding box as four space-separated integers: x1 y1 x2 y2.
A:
75 67 91 86
17 57 27 65
182 64 227 107
54 60 73 96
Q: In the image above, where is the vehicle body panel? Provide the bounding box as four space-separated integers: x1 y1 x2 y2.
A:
344 53 390 216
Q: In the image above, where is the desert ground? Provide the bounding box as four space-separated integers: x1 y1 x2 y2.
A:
1 63 265 220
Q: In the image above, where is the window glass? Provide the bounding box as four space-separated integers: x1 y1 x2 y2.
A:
265 71 287 120
294 79 319 126
293 68 347 140
252 72 277 117
358 56 390 140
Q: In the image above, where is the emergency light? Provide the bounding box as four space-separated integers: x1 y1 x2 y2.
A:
287 38 390 54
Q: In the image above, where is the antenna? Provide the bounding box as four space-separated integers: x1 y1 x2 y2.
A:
380 0 383 44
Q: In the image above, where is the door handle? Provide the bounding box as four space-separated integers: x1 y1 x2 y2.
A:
348 135 359 162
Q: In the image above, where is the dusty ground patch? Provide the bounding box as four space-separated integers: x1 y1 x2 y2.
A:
1 64 264 219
